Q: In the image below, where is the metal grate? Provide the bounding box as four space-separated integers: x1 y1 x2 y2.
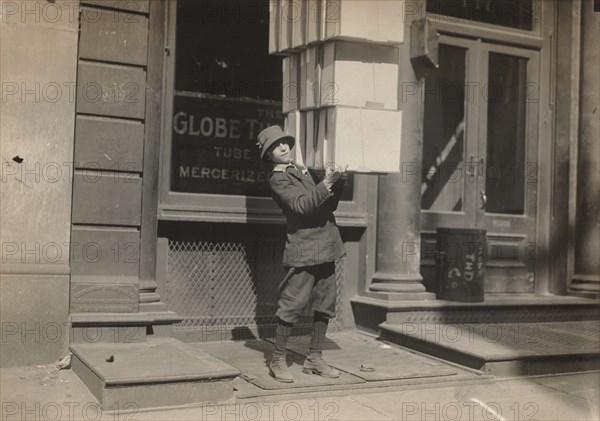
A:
167 240 344 333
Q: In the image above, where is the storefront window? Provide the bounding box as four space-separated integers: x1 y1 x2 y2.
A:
171 0 283 196
170 0 354 200
426 0 534 31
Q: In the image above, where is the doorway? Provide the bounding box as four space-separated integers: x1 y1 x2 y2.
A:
420 36 540 293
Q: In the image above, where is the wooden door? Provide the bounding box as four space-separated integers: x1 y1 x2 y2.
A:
420 36 540 294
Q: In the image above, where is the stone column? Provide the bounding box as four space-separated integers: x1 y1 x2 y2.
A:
571 3 600 297
370 170 434 299
369 3 434 300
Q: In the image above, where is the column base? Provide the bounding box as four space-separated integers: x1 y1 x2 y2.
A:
370 271 431 294
365 290 437 301
569 274 600 298
139 280 170 313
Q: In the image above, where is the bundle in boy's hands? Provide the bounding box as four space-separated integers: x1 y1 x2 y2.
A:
328 107 402 173
285 108 402 174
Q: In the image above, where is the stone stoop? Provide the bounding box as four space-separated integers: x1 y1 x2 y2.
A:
379 320 600 377
69 312 184 344
351 294 600 376
70 338 240 409
351 294 600 335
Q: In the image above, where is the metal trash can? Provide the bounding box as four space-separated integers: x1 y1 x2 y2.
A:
435 228 486 302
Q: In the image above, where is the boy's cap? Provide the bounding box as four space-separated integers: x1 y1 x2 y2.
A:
256 125 295 160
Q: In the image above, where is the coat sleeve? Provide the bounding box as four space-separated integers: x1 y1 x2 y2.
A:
270 174 332 216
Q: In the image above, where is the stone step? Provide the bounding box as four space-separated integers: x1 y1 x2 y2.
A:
69 311 183 344
70 338 240 409
351 294 600 334
380 320 600 377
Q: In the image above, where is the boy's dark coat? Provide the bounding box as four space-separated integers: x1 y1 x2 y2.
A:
269 166 346 268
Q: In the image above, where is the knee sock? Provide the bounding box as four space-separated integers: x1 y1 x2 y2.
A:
274 317 294 355
309 312 330 354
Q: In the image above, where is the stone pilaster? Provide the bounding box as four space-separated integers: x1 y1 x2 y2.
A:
570 2 600 297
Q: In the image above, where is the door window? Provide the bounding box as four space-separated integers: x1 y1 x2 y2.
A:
485 52 528 214
421 45 467 212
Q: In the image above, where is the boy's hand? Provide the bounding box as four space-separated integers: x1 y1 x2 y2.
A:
323 163 347 190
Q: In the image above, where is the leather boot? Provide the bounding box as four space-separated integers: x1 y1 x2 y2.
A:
302 351 340 378
269 351 294 383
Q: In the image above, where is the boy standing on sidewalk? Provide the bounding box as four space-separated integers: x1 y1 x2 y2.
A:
256 125 346 383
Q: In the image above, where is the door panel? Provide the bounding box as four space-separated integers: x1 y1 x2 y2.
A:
420 38 480 292
476 44 539 292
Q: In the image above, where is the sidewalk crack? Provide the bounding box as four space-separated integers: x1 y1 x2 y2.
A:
345 395 394 420
530 380 596 403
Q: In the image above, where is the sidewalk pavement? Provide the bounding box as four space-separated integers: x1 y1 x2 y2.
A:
2 363 599 421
